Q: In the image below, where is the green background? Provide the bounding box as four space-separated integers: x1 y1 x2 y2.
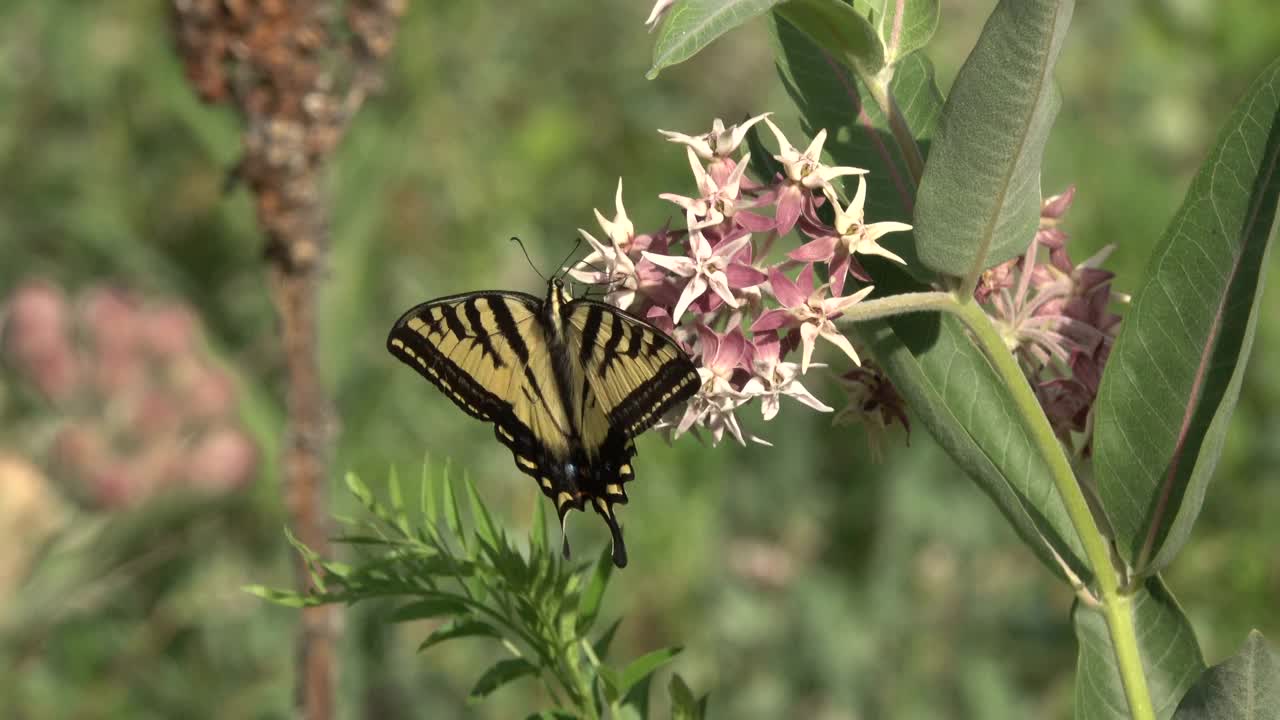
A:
0 1 1276 718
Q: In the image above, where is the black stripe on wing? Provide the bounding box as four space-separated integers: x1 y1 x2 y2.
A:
386 290 544 451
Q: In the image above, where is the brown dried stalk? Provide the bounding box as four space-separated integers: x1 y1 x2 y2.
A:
171 2 404 718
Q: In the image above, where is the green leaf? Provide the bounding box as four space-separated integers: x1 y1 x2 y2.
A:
418 619 501 652
593 618 624 661
387 464 410 536
913 0 1073 282
771 5 1087 581
774 0 884 75
598 665 623 705
859 281 1088 581
243 585 309 607
345 471 376 514
530 492 548 553
619 646 683 696
421 454 439 527
649 0 785 79
770 14 942 275
623 672 654 718
669 673 705 720
856 0 939 63
576 545 614 635
442 465 466 550
469 658 538 701
1093 58 1280 575
524 713 577 720
463 473 499 548
1175 631 1280 720
388 597 470 622
1073 578 1205 719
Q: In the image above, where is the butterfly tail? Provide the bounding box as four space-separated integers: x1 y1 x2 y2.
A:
592 497 628 568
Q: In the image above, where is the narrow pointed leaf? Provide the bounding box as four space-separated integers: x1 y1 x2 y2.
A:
1175 630 1280 720
1093 59 1280 574
913 0 1073 281
669 673 708 719
468 658 538 701
442 467 465 550
463 473 498 548
530 492 548 553
769 14 942 275
345 472 376 514
593 618 624 661
619 646 683 695
421 455 438 526
576 545 614 635
771 10 1087 580
649 0 785 79
525 713 577 720
418 619 501 653
389 597 470 622
774 0 884 75
388 465 410 536
1073 578 1205 719
598 665 623 705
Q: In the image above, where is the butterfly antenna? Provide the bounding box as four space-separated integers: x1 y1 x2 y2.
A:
552 236 584 281
510 236 548 283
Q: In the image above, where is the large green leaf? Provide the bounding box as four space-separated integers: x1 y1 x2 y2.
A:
774 0 884 75
861 294 1087 581
1174 631 1280 720
1093 59 1280 574
1073 578 1205 720
853 0 939 63
913 0 1072 281
649 0 785 79
769 13 941 274
770 9 1088 581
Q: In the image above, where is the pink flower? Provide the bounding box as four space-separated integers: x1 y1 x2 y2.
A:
660 114 771 163
789 179 911 296
741 332 832 421
641 220 763 322
763 118 866 235
751 264 874 372
660 147 752 229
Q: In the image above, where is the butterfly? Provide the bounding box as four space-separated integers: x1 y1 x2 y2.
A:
387 277 700 567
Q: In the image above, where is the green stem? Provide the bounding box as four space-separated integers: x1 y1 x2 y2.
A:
947 299 1154 720
840 290 1154 720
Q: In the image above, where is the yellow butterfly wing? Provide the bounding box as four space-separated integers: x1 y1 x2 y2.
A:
386 291 577 493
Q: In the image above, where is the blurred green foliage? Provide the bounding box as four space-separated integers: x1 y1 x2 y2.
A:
0 1 1276 718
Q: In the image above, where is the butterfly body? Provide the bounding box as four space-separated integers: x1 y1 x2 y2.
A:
387 279 699 567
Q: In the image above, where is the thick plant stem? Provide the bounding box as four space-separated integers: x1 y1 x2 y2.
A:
171 3 404 718
947 298 1154 720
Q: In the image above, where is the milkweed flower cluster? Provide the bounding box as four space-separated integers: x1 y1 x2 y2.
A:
1 281 258 508
975 187 1128 454
565 115 913 447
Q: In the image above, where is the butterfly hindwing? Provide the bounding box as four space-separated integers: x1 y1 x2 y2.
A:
564 299 701 439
